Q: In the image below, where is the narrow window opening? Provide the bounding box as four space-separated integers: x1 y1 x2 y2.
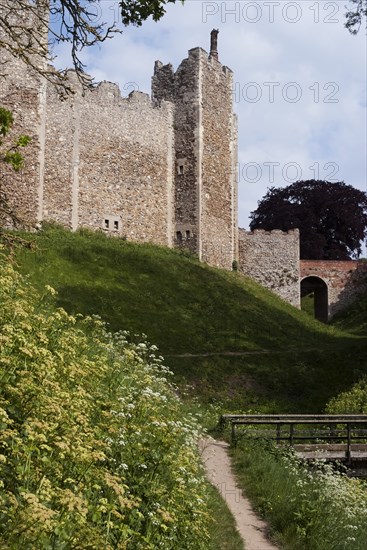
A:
179 165 184 175
114 220 119 230
186 230 190 239
104 219 109 229
176 231 182 243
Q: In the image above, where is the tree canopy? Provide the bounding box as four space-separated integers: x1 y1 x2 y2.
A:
249 180 367 260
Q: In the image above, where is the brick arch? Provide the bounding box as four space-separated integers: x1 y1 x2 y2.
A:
300 260 367 321
300 275 328 322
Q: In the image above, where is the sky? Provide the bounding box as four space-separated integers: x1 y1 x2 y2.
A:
52 0 367 242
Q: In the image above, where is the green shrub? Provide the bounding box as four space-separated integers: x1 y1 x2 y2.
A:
0 254 209 548
326 377 367 414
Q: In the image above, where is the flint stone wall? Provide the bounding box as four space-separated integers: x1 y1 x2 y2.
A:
201 52 238 269
238 229 300 307
152 47 238 269
43 79 174 245
0 52 44 225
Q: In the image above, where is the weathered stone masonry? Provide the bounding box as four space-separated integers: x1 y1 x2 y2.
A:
2 21 237 268
43 78 175 246
238 229 300 308
152 39 238 269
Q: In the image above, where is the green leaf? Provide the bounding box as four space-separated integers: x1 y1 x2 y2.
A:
16 135 31 147
0 107 14 137
4 151 24 171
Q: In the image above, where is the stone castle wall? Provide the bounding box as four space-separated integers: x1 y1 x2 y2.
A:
200 52 238 269
43 78 174 245
0 0 49 225
2 63 175 244
0 50 44 225
238 229 300 307
2 17 237 262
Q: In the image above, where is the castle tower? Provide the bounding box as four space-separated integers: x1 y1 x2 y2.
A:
152 30 238 270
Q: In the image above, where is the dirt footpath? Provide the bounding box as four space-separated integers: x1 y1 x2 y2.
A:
200 439 279 550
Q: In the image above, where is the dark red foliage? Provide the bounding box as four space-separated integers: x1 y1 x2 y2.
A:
249 180 367 260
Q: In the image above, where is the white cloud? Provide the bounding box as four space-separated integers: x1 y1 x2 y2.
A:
52 0 366 238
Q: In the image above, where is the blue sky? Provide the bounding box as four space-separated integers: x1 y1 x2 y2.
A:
52 0 367 244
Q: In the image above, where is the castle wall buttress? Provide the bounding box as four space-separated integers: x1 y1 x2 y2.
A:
200 55 238 269
0 2 48 226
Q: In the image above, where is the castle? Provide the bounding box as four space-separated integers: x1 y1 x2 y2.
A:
1 11 366 320
2 26 239 269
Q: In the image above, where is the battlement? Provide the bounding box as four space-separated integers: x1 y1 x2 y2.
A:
58 71 170 113
239 228 300 237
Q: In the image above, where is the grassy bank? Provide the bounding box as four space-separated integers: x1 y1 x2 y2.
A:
14 225 366 413
0 253 246 548
331 290 367 335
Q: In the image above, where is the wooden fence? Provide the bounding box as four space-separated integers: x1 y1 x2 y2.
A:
220 414 367 464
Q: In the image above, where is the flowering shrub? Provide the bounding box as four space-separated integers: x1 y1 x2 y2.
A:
0 255 209 548
326 378 367 414
232 442 367 550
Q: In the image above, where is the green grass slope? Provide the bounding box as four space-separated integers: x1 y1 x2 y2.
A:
331 290 367 335
15 226 367 413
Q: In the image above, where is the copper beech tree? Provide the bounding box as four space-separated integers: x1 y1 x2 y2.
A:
250 180 367 260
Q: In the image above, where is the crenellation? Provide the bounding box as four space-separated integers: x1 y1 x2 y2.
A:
152 62 175 104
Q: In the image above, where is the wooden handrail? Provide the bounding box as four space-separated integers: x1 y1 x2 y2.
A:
221 414 367 422
220 415 367 465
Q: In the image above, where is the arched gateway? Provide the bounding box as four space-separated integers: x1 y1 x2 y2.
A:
300 260 367 321
300 276 328 322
